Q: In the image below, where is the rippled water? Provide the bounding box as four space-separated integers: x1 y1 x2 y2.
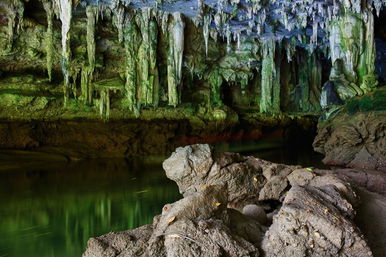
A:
0 139 325 257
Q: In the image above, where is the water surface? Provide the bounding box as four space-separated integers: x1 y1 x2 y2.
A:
0 139 325 257
0 155 180 257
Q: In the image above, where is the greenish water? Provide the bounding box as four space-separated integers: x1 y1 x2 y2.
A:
0 155 180 257
0 140 325 257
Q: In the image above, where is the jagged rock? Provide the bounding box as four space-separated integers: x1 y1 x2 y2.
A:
83 184 263 257
163 144 299 209
83 225 153 257
314 111 386 172
287 168 316 186
258 175 288 201
262 185 372 257
331 168 386 195
320 81 343 109
84 144 374 257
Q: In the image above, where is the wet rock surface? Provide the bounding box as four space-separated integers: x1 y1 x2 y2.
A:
314 111 386 172
84 144 384 257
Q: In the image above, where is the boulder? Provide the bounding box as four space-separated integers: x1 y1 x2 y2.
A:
314 111 386 172
262 185 372 257
163 144 299 209
83 184 264 257
84 144 374 257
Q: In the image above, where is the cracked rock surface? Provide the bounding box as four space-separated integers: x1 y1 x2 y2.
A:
83 144 377 257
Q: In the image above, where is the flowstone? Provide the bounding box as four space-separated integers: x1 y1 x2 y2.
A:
0 0 383 119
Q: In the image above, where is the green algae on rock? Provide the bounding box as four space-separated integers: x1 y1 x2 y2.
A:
0 0 384 121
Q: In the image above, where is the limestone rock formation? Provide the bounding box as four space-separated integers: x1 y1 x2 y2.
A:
0 0 384 121
314 99 386 172
83 144 374 257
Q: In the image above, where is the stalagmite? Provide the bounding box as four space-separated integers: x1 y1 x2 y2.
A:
259 38 280 113
43 1 54 82
54 0 72 105
99 89 110 120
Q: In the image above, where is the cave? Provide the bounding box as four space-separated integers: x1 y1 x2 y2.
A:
375 7 386 83
0 0 386 257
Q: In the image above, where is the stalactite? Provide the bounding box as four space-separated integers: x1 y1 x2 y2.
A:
161 12 169 34
297 52 322 112
6 0 24 50
42 1 54 82
7 8 16 49
123 18 140 113
112 4 125 44
81 5 98 104
54 0 72 105
310 20 318 51
173 12 184 89
149 19 160 107
167 26 177 107
259 38 280 113
86 6 97 73
358 9 377 92
137 8 151 107
207 69 223 106
328 10 377 100
203 15 210 56
372 0 384 16
225 25 231 53
167 12 185 107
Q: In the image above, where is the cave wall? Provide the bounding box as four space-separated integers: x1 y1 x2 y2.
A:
0 0 384 120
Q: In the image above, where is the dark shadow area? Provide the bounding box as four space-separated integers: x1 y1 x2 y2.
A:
375 8 386 84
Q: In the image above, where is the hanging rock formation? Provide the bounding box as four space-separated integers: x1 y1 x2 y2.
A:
0 0 384 120
329 9 378 100
54 0 73 105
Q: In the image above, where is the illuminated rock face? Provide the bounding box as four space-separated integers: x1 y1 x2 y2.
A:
83 144 374 257
0 0 384 119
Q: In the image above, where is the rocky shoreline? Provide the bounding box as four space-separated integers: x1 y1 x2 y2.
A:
83 144 386 257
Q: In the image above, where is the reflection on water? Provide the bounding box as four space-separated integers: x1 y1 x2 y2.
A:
0 139 326 257
215 138 327 169
0 156 180 257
